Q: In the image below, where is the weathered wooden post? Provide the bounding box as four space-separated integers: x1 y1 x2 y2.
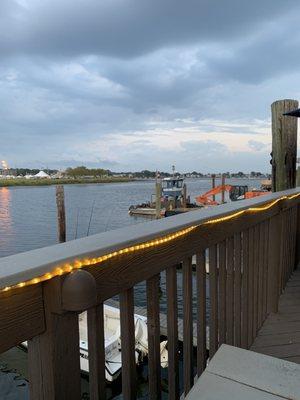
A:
155 178 162 219
221 174 225 204
278 105 300 269
28 271 97 400
56 185 66 242
182 183 187 208
271 99 298 191
211 174 216 202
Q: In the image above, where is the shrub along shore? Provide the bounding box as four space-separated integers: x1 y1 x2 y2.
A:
0 177 134 187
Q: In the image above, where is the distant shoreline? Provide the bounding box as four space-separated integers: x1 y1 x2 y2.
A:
0 175 266 188
0 177 135 187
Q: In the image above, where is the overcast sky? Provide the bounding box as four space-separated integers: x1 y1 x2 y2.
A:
1 0 300 172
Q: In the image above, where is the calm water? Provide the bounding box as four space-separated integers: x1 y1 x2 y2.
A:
0 178 261 399
0 178 261 258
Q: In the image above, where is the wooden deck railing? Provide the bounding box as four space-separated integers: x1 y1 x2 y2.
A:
0 188 299 400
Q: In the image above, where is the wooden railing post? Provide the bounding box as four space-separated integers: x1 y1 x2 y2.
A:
28 278 81 400
267 212 283 313
28 270 97 400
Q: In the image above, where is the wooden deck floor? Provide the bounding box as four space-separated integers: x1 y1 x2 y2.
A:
251 268 300 364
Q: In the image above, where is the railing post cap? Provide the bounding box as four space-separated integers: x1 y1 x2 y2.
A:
62 269 97 312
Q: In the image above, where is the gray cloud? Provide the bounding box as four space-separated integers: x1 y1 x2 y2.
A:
1 0 298 59
248 140 269 152
0 0 299 171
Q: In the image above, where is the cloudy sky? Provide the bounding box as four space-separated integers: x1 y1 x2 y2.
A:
1 0 300 173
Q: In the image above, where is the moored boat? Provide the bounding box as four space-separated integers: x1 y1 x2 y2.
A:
20 304 168 382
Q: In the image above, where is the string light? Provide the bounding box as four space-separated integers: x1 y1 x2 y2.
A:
1 192 299 294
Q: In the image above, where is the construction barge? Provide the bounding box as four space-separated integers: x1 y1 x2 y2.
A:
129 172 271 217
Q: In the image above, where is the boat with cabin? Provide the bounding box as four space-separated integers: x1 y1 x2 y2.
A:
129 167 190 216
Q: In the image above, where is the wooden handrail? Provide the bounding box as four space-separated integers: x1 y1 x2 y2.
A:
0 188 299 400
0 188 299 290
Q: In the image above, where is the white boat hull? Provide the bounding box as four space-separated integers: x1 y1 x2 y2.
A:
21 304 168 383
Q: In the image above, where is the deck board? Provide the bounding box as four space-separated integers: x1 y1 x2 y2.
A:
251 270 300 363
186 345 300 400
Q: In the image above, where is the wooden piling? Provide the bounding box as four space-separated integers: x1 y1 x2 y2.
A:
212 174 216 202
182 183 187 208
221 174 225 204
155 179 162 219
56 185 66 243
271 99 298 192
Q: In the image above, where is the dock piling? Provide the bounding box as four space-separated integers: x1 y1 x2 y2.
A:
155 178 162 219
56 185 66 243
271 99 298 192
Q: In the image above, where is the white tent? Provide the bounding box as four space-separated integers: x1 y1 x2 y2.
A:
35 170 50 178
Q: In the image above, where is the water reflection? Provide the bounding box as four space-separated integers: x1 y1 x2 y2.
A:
0 187 12 237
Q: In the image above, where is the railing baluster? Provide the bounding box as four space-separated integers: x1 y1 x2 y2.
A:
226 237 234 345
284 210 289 286
297 204 300 266
209 245 218 357
218 241 226 347
285 210 290 284
286 209 291 278
120 288 136 400
247 227 254 348
267 213 282 314
234 233 241 347
263 220 269 320
241 229 249 349
293 206 298 268
253 225 260 338
166 265 179 400
290 208 294 272
196 251 207 376
258 223 264 328
87 304 106 400
183 257 193 395
280 211 287 292
289 208 295 274
146 274 161 400
289 208 294 274
291 207 297 270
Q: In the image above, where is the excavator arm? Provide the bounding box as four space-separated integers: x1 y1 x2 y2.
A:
195 185 232 206
196 184 267 206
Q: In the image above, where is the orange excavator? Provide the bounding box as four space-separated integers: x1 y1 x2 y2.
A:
195 185 268 206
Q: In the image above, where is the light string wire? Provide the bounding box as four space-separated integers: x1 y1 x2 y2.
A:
1 192 300 294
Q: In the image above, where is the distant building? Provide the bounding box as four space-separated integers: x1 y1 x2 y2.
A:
34 170 50 179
